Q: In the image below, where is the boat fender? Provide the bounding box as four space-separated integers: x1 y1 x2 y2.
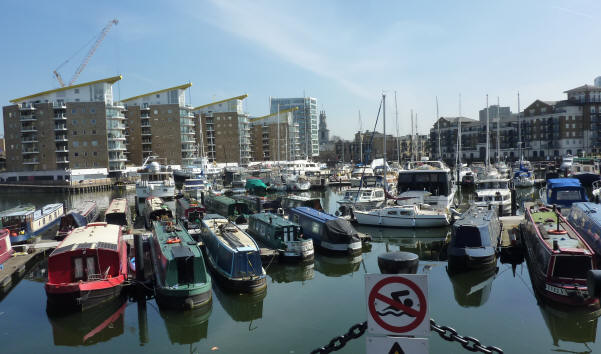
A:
184 298 194 310
166 237 181 244
588 270 601 299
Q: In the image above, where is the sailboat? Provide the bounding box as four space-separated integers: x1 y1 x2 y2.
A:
354 94 450 228
512 93 535 188
493 98 510 178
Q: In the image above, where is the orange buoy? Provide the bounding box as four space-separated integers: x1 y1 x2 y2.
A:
548 229 568 235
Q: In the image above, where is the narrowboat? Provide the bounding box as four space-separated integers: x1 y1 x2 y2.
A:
200 214 267 293
448 207 501 270
245 177 267 195
104 198 132 231
45 222 128 312
144 197 173 229
0 228 13 266
149 219 212 310
56 201 99 240
176 197 205 239
288 207 362 255
232 195 281 214
1 203 64 243
522 203 597 306
204 193 251 223
540 178 588 210
247 213 314 261
280 195 323 212
568 202 601 264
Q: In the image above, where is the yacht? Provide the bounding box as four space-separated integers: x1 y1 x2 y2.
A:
353 204 450 228
350 167 374 187
559 155 574 172
182 178 211 200
396 160 457 211
474 176 512 216
336 187 385 210
458 165 476 186
512 167 535 188
285 174 311 191
173 156 210 183
494 161 511 178
568 157 601 186
135 157 176 216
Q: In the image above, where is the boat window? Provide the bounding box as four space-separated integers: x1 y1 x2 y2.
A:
311 221 321 234
494 195 502 201
74 257 84 280
399 210 411 216
86 256 96 278
454 226 483 247
362 192 371 197
177 257 195 284
555 190 583 201
552 255 591 279
387 210 397 216
375 191 384 198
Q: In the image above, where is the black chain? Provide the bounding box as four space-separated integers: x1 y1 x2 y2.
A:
430 319 504 354
310 321 367 354
311 319 503 354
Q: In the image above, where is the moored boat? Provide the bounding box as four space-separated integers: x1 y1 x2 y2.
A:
0 228 13 266
336 187 385 211
448 207 501 270
175 196 205 239
45 222 127 312
280 195 323 213
354 204 450 228
204 193 251 223
522 203 597 306
247 213 314 261
200 214 267 293
149 219 212 310
56 201 99 240
569 157 601 186
568 202 601 264
135 158 176 216
104 198 132 232
288 207 362 255
540 178 587 210
232 195 281 214
144 197 173 229
1 203 64 243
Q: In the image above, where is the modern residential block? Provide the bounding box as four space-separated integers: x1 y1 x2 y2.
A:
249 107 301 161
270 97 319 158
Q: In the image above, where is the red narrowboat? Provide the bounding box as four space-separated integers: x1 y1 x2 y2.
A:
45 222 128 312
0 228 13 266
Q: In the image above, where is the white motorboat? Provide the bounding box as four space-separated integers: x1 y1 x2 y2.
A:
182 178 211 199
560 155 574 172
353 204 450 228
495 161 510 178
350 167 374 187
458 166 476 186
593 180 601 203
397 160 457 211
135 157 175 216
336 188 385 210
474 177 512 216
512 168 535 188
285 174 311 191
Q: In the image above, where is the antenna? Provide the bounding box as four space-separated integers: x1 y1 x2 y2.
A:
436 96 440 160
394 91 400 164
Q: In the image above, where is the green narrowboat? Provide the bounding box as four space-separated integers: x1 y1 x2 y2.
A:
149 219 212 310
204 193 251 223
247 213 314 261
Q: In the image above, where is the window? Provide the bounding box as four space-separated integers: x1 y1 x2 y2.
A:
74 152 79 157
73 131 77 135
91 140 98 146
387 210 397 215
156 94 160 98
93 152 97 156
74 88 79 94
74 258 84 280
72 120 77 125
90 119 96 125
154 110 158 115
92 130 96 134
71 109 76 114
81 108 85 113
72 141 79 147
90 108 95 113
168 109 172 113
83 141 88 147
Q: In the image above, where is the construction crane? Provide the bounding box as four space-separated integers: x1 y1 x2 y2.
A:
53 18 119 87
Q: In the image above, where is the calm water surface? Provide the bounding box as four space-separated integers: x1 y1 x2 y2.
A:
0 186 599 353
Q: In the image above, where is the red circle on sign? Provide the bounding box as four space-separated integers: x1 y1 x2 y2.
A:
368 276 427 333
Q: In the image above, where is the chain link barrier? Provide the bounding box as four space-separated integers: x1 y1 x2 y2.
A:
310 319 503 354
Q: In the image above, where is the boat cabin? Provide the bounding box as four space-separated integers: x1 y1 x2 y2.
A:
233 195 281 214
544 178 587 208
176 197 205 223
204 194 251 219
280 195 323 212
568 202 601 263
105 198 131 228
449 207 500 268
397 169 453 197
145 197 173 229
57 201 98 240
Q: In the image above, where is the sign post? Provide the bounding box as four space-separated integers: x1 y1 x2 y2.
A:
365 274 429 353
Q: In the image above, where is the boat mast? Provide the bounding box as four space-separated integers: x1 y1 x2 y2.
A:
415 113 419 160
496 97 501 163
277 103 280 165
410 109 414 162
457 93 462 181
517 92 522 163
383 93 387 192
395 91 400 164
436 96 441 161
359 110 363 165
486 94 490 169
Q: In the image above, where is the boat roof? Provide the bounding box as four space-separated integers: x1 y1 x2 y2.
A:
291 207 337 221
69 200 96 215
476 190 510 197
526 203 590 252
454 207 497 228
284 195 320 201
203 217 259 251
0 204 35 218
153 220 199 260
106 198 128 214
209 194 242 205
51 223 121 256
146 197 167 210
547 178 582 189
250 213 299 228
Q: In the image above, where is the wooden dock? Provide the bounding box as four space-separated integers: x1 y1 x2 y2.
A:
0 248 51 299
0 178 114 193
498 215 525 265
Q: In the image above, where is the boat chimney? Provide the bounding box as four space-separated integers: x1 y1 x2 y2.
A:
553 204 561 232
553 239 559 251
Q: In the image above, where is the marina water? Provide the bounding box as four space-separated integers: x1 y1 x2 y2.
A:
0 187 600 353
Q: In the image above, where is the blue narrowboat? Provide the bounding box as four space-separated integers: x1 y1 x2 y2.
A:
448 207 501 270
56 201 99 240
247 213 314 261
200 214 266 293
541 178 588 210
287 207 362 255
568 202 601 264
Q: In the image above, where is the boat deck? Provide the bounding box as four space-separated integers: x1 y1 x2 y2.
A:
153 221 200 262
205 218 257 251
530 209 587 250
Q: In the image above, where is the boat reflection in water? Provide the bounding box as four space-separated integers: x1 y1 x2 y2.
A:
46 297 126 346
314 254 362 277
212 283 266 324
159 304 212 345
356 225 450 261
266 262 315 284
446 265 498 307
538 298 601 350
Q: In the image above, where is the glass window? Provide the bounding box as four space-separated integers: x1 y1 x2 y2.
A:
74 257 83 279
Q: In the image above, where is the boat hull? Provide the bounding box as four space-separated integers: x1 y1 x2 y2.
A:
45 281 125 312
354 212 449 228
572 173 601 186
155 288 212 310
10 217 61 244
204 251 267 293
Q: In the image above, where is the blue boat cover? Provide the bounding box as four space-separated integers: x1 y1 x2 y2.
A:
292 207 337 222
547 178 583 189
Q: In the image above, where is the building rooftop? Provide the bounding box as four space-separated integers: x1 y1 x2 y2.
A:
192 94 248 111
564 84 601 94
9 75 122 104
249 107 298 123
120 83 192 102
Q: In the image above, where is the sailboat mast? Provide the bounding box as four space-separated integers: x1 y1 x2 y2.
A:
410 109 414 162
383 93 387 191
359 110 363 164
457 93 462 181
486 94 490 169
415 113 419 160
395 91 400 164
518 92 522 162
497 97 500 162
277 103 280 164
436 96 441 161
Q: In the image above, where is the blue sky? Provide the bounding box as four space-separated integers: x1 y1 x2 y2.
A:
1 0 600 139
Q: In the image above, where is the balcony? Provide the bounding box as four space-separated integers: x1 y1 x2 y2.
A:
19 104 36 111
53 101 66 109
141 106 150 111
56 159 70 164
141 114 151 118
54 114 67 120
55 135 68 142
142 148 153 153
21 139 38 144
142 140 152 144
54 125 67 131
108 144 126 151
141 122 151 127
20 114 36 122
23 158 39 164
21 125 37 133
22 149 39 154
55 148 69 153
141 130 152 136
109 156 127 162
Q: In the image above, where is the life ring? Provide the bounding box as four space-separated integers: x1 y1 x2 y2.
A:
548 229 568 235
166 237 181 244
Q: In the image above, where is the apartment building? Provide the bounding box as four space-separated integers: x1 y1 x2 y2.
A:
2 76 127 175
194 95 251 165
122 83 196 166
0 137 5 170
270 97 319 157
249 107 301 161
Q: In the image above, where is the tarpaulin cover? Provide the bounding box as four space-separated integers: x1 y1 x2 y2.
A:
324 219 358 243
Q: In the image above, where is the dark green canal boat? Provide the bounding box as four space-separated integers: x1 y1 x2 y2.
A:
149 219 212 310
204 193 251 223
